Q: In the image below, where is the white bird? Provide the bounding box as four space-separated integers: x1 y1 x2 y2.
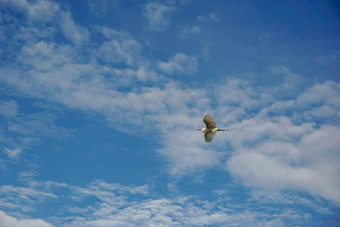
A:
198 114 228 143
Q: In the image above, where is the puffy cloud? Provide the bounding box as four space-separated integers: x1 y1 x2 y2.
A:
0 210 53 227
297 81 340 108
226 121 340 205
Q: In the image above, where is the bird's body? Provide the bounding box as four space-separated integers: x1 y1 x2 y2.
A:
198 114 228 142
200 127 225 133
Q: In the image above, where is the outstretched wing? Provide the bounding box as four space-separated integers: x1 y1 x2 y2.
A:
203 114 216 129
205 132 216 143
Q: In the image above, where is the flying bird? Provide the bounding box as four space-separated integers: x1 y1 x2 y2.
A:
198 114 228 143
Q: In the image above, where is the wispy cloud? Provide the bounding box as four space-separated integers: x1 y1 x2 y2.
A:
2 0 60 23
157 53 198 75
0 178 334 226
197 13 220 22
97 27 142 66
143 2 175 30
3 148 22 159
0 100 18 118
60 11 90 46
0 185 57 213
316 53 340 64
0 100 71 170
179 25 201 39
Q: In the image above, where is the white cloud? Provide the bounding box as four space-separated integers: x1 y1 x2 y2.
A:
0 0 59 51
0 185 57 213
179 25 201 39
226 121 340 205
3 148 22 159
64 191 285 227
0 178 334 226
0 100 17 117
63 196 300 227
60 11 90 46
297 81 340 108
16 41 75 72
158 53 198 75
97 28 141 66
87 0 120 16
0 210 53 227
227 116 314 147
143 2 174 30
6 111 69 143
158 129 223 175
2 0 88 47
98 39 136 65
1 0 59 23
268 66 310 98
260 79 340 124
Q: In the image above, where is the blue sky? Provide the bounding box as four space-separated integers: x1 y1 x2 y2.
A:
0 0 339 226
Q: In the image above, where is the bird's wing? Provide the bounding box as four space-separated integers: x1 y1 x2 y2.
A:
205 132 216 143
203 114 216 129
